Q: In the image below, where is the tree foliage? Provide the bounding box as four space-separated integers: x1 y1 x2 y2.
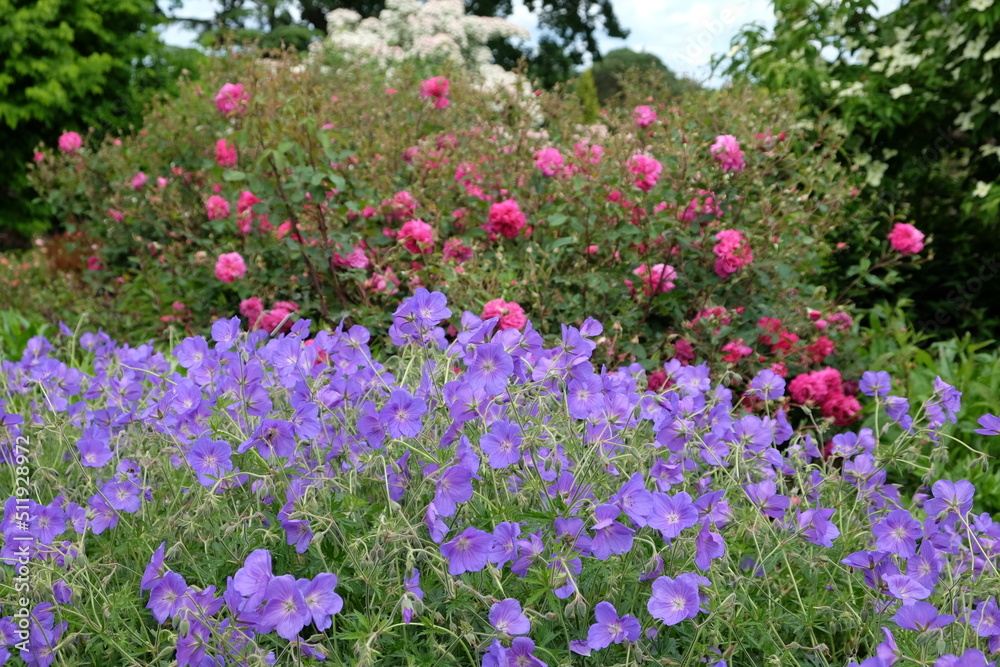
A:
719 0 1000 339
0 0 199 242
590 47 693 105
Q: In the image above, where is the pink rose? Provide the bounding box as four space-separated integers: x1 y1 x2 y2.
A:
215 139 238 168
420 76 450 109
206 195 231 220
399 219 435 254
487 199 526 239
131 172 147 190
633 105 658 129
240 297 264 329
534 147 564 177
626 154 662 191
482 298 527 330
215 83 249 115
58 131 83 154
632 263 676 297
887 223 925 255
710 134 746 172
214 252 246 283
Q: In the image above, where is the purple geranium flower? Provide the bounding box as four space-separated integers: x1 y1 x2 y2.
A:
508 637 546 667
587 601 640 650
490 521 521 566
892 601 953 631
647 575 700 625
611 472 653 527
648 491 698 539
694 521 725 570
590 504 634 560
147 571 188 623
924 479 975 520
466 343 514 396
258 574 309 639
489 598 530 635
440 527 493 575
567 374 604 419
186 438 233 486
296 573 343 631
233 549 273 609
434 465 474 517
969 597 1000 637
860 371 892 397
885 575 930 603
749 369 785 400
744 480 790 520
380 390 427 438
872 509 921 558
480 420 522 469
975 413 1000 436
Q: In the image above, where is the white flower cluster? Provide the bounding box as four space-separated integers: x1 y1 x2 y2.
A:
320 0 530 97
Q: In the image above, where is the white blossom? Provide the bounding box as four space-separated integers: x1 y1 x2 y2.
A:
889 83 913 99
973 181 992 197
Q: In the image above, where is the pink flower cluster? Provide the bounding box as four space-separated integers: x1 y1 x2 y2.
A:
534 148 564 177
573 142 603 166
206 195 231 220
215 83 249 116
131 172 147 190
240 297 299 333
888 223 925 255
633 105 658 129
721 339 752 363
214 252 247 283
420 76 451 109
677 190 722 222
215 139 238 168
364 267 400 295
487 200 526 239
237 191 271 235
58 131 83 154
710 134 746 172
399 219 435 254
382 190 419 223
629 263 677 298
788 367 861 426
442 238 473 264
713 229 753 278
332 245 371 269
482 298 527 330
627 155 662 191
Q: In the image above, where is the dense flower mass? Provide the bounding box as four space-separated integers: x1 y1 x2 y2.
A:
0 291 994 666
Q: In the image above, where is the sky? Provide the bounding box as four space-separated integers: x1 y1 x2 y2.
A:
159 0 775 82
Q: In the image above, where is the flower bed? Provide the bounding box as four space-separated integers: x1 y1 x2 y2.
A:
1 292 997 666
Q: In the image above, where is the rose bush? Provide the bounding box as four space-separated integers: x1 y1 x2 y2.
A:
0 291 998 666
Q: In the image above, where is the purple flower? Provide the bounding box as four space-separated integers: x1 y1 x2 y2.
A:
186 438 233 486
259 574 309 639
147 571 188 623
860 371 892 397
969 597 1000 637
694 521 725 570
489 598 530 635
440 526 493 575
885 575 930 603
587 601 640 650
233 549 273 609
589 504 634 560
241 419 296 459
480 420 522 469
749 369 785 400
872 509 921 558
935 649 991 667
797 507 840 548
892 601 953 631
647 575 700 625
296 573 343 631
924 479 975 520
282 519 313 554
434 465 474 517
647 491 698 539
466 343 514 396
52 581 72 604
103 479 141 513
211 316 241 350
141 542 167 591
405 568 423 600
975 413 1000 436
425 502 449 543
567 374 604 419
77 433 112 468
744 480 790 520
508 637 546 667
380 390 426 438
490 521 521 566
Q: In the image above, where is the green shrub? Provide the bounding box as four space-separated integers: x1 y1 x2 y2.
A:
591 48 694 105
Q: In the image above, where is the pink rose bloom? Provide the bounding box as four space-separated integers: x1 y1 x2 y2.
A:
534 147 564 177
710 134 746 172
806 335 836 364
482 298 527 330
585 245 599 255
382 190 419 223
365 267 400 295
33 152 45 163
58 131 83 154
487 199 526 239
399 219 434 254
332 246 370 269
632 263 677 297
822 393 862 426
214 252 246 283
87 255 102 271
108 209 125 223
887 223 925 254
712 229 753 278
442 237 473 264
157 177 168 188
237 191 262 235
420 76 451 109
721 339 752 363
678 189 722 222
172 301 186 311
574 142 603 165
627 154 662 191
215 83 249 115
240 297 264 329
215 139 238 168
206 195 231 220
674 339 695 364
789 367 844 405
633 105 658 128
361 205 377 218
131 172 147 190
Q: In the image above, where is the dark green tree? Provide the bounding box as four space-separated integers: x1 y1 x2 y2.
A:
0 0 199 244
591 48 690 105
